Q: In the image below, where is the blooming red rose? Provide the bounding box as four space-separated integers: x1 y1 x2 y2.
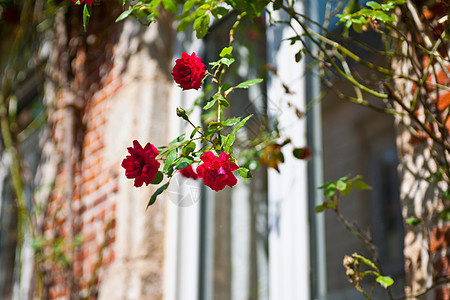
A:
71 0 98 6
172 52 205 90
196 151 238 192
121 140 160 187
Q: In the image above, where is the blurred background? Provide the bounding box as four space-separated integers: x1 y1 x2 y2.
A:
0 0 409 299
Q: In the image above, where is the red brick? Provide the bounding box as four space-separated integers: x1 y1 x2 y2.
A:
430 225 450 252
435 287 450 300
433 254 450 279
437 92 450 111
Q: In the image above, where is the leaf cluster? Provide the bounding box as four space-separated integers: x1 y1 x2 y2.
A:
337 0 405 33
316 175 371 213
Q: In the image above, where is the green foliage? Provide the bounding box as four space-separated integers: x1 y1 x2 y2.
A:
318 175 371 199
152 171 164 184
376 275 394 288
236 78 264 89
83 4 92 30
115 1 161 25
182 141 196 156
406 217 422 226
147 182 169 208
224 0 269 17
140 44 260 205
337 0 405 33
238 167 252 178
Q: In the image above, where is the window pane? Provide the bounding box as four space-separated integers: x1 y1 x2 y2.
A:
199 14 269 300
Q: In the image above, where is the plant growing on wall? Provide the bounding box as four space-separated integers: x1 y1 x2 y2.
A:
109 0 450 298
1 0 449 298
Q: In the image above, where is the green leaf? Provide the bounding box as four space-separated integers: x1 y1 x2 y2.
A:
381 3 395 10
220 83 233 94
238 167 252 178
152 171 164 184
372 10 395 23
341 184 352 196
232 114 253 134
324 201 336 209
406 217 422 226
223 133 236 153
315 204 325 213
219 56 235 67
272 0 281 10
177 17 192 32
366 1 381 9
211 6 229 19
220 46 233 57
352 181 372 190
295 50 302 62
438 208 450 221
208 121 223 130
164 149 178 174
319 182 337 197
203 98 216 110
162 0 178 14
116 8 133 22
193 14 210 38
190 126 201 139
182 141 196 156
183 0 198 13
223 117 241 126
376 276 394 288
176 156 194 170
286 36 301 45
236 78 264 89
219 98 230 107
147 182 169 208
83 4 92 31
169 133 186 145
353 22 363 33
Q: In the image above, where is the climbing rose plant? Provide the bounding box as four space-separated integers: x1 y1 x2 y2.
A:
121 49 259 207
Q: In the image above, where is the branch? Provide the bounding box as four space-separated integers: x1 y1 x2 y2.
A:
395 277 450 300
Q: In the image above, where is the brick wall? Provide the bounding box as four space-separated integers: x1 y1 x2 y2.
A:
37 4 174 298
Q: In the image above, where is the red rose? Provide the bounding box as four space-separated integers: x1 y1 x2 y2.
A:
196 151 238 192
179 165 199 180
171 52 205 90
71 0 98 6
121 140 160 187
